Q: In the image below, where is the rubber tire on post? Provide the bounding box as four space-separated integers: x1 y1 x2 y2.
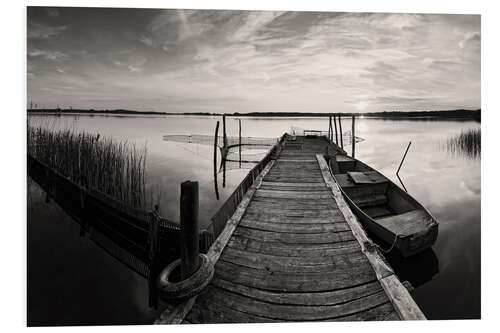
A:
157 253 214 301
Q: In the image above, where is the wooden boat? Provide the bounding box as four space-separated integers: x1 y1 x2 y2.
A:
328 154 438 257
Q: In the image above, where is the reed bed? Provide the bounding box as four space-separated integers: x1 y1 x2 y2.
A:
27 124 147 209
445 128 481 159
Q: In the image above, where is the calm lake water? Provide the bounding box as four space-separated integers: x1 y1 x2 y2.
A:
27 114 481 324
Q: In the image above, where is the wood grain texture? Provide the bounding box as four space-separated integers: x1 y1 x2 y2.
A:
316 153 425 321
161 136 419 324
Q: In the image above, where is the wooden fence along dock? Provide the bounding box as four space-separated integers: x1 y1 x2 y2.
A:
157 134 425 323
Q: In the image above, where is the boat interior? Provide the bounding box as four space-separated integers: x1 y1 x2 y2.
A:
329 154 435 237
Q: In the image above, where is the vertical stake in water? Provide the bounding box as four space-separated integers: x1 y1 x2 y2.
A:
328 115 332 141
338 114 344 150
223 114 227 151
334 114 338 145
180 181 200 280
213 121 220 200
239 119 242 168
351 115 356 158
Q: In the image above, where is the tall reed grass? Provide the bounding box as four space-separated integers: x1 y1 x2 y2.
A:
27 124 147 209
445 128 481 159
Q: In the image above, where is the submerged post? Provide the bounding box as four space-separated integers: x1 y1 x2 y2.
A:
352 115 356 158
338 114 344 149
180 181 200 280
334 114 338 145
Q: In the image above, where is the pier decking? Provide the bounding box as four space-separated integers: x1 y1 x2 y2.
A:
161 135 424 323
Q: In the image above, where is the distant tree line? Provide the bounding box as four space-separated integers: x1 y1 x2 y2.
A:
27 108 480 120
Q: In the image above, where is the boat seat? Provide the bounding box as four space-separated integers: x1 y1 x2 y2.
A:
335 155 356 172
375 209 435 237
347 171 389 185
352 194 388 208
362 205 393 218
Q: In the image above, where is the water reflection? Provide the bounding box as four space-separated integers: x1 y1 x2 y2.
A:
27 115 481 321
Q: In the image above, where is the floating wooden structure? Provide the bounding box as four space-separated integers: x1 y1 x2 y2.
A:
156 135 426 324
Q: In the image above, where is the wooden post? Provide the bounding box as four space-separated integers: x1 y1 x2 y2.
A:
339 114 344 149
213 121 220 200
239 119 242 168
351 115 356 158
180 181 200 279
328 116 331 141
222 114 227 149
334 114 338 145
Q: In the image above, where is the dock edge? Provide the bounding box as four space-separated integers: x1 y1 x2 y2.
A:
315 154 426 321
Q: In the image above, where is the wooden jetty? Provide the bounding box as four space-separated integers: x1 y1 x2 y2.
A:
157 135 425 323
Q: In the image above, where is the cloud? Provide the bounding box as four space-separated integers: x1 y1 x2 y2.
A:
28 21 66 39
459 32 481 49
56 68 65 73
28 49 69 61
26 9 481 112
45 8 60 17
139 36 153 47
128 65 141 73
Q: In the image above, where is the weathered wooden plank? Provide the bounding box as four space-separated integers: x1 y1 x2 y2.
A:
239 220 350 233
227 235 360 257
251 196 337 205
234 226 355 244
187 295 278 323
214 260 376 292
212 277 382 306
263 176 325 183
254 190 333 199
325 302 395 322
380 275 426 320
243 208 344 221
259 185 330 192
198 285 389 321
261 181 328 188
220 246 369 272
154 296 197 325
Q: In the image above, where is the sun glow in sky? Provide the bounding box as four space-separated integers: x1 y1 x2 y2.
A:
27 7 480 113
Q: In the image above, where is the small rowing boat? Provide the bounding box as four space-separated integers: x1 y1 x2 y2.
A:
328 154 438 257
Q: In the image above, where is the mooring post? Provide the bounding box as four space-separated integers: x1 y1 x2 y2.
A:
213 121 220 200
180 181 200 280
352 115 356 158
334 114 338 145
339 114 344 149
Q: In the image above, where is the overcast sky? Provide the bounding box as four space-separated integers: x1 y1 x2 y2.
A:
27 7 480 113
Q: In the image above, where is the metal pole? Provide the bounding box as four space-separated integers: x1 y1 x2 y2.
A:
351 115 356 158
396 141 412 176
180 181 200 279
239 119 242 168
